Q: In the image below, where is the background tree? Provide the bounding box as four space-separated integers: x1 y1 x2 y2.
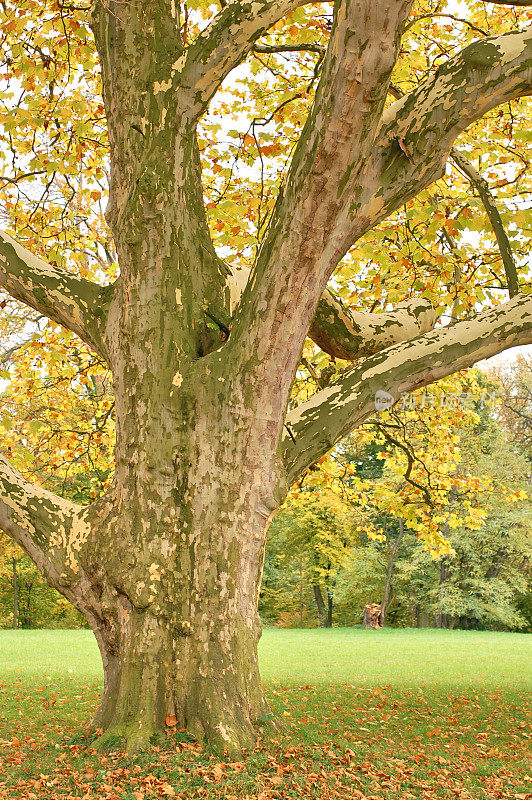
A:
0 532 88 628
354 391 532 630
428 407 531 630
489 354 532 461
261 368 531 630
0 0 531 755
0 534 20 627
262 491 356 627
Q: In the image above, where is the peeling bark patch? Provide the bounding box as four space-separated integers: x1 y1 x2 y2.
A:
0 453 89 576
0 230 110 359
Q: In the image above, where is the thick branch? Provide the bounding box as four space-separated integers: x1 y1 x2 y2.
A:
226 267 437 359
255 0 412 260
451 150 520 297
228 0 413 392
0 231 111 359
283 293 532 482
310 291 437 360
181 0 309 116
0 453 90 586
347 28 532 252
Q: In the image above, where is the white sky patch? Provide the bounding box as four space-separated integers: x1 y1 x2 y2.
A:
480 343 532 369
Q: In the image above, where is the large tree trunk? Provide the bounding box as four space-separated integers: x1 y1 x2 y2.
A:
75 360 283 754
44 229 288 753
90 579 267 755
76 451 278 754
70 4 291 749
72 269 288 752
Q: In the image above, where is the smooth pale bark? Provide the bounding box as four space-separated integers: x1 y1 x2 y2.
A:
0 0 531 755
309 292 437 360
0 453 89 585
230 0 414 378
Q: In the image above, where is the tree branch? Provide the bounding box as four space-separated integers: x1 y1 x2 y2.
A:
309 291 437 360
252 43 325 55
0 453 91 587
180 0 310 117
0 231 112 360
451 150 520 297
228 0 413 389
0 331 40 365
388 81 522 298
282 293 532 482
346 28 532 253
226 267 437 360
480 0 532 5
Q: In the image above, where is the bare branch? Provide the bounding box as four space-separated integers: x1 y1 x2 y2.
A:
0 231 112 360
403 14 489 37
252 43 325 55
480 0 532 5
283 293 532 482
451 150 520 297
388 81 522 298
0 330 41 365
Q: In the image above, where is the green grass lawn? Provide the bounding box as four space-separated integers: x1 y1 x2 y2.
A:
0 627 530 799
2 626 529 689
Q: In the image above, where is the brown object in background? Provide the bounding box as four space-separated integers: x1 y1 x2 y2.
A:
363 603 382 628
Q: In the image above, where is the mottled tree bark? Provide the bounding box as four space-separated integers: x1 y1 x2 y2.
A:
1 0 532 754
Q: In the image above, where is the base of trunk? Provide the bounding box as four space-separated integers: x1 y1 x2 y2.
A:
93 694 269 756
90 605 270 756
